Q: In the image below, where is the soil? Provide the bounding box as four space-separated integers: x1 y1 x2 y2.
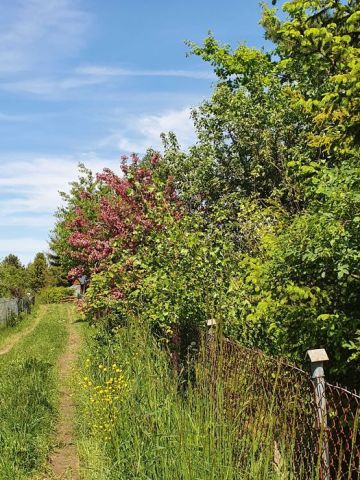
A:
49 306 81 479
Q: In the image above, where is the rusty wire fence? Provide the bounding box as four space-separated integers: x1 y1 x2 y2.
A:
0 297 32 328
200 334 359 480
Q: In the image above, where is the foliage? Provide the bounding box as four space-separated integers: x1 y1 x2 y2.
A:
0 257 28 298
2 254 23 269
27 253 49 293
51 0 360 386
0 251 56 298
51 155 180 280
262 0 360 156
36 286 73 304
162 0 359 383
162 51 309 213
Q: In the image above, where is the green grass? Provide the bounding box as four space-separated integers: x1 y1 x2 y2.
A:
75 321 312 480
0 304 70 479
0 306 36 345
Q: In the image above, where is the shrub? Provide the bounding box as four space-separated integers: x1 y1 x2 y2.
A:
36 286 73 304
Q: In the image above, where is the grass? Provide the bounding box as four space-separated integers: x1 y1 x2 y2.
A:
0 303 348 479
75 320 313 480
0 305 35 345
0 304 70 479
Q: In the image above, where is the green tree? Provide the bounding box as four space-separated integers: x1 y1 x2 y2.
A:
27 253 49 293
50 0 360 386
0 256 28 298
160 0 360 384
263 0 360 156
2 254 23 269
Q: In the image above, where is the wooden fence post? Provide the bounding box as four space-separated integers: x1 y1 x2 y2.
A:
206 318 216 336
306 349 330 480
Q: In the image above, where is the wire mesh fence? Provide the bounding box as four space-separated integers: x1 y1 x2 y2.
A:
0 297 32 328
200 333 359 480
324 382 360 479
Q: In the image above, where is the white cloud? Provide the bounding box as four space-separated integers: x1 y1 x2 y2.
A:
0 75 105 96
0 67 214 97
0 238 49 264
102 107 196 153
0 153 120 263
76 65 215 80
0 154 119 216
0 215 54 228
0 238 48 254
0 238 49 265
0 0 91 75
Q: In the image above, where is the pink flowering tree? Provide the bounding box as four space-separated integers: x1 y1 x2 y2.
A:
51 154 182 321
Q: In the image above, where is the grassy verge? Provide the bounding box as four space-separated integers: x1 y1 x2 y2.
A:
0 304 70 479
0 306 36 346
75 321 309 480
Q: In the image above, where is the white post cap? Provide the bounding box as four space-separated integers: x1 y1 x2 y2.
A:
306 348 329 363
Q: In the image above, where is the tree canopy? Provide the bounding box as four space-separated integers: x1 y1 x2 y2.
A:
51 0 360 387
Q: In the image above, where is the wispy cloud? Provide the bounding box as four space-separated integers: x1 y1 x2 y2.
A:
101 107 196 153
0 152 119 262
76 65 216 80
0 0 91 76
0 76 104 96
0 214 54 228
0 112 29 122
0 154 119 215
0 67 214 97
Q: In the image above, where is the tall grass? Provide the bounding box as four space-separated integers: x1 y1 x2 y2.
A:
0 304 69 479
77 321 313 480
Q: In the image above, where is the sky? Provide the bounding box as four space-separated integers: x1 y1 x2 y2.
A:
0 0 276 264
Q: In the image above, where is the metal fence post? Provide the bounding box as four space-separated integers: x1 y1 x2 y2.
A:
306 349 330 480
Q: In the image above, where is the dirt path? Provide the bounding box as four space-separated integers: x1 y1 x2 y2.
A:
0 306 46 356
49 306 81 480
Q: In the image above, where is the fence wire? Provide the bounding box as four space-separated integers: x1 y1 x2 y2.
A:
325 383 359 479
201 334 359 480
0 297 32 327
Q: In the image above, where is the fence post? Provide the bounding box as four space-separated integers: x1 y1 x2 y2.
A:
306 349 330 480
206 318 216 336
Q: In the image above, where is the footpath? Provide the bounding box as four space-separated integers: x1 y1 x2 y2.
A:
48 305 81 480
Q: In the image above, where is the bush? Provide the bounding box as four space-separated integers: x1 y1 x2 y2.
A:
36 286 73 304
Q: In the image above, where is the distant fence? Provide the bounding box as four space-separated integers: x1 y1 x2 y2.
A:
0 297 33 328
203 334 359 480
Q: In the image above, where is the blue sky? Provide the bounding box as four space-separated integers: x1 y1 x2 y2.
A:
0 0 276 264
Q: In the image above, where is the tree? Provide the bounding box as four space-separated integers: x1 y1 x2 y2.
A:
2 254 23 269
262 0 360 156
27 253 49 292
49 163 100 279
162 36 313 214
50 0 359 386
51 154 182 317
0 255 28 298
160 0 360 384
46 251 70 287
